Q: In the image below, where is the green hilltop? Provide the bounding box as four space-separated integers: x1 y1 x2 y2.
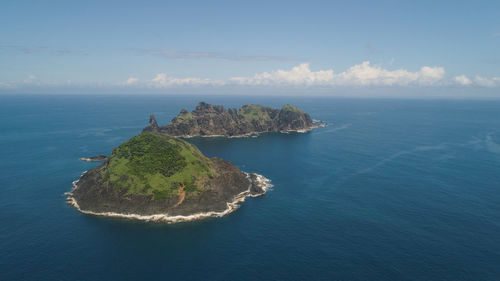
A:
238 104 272 124
98 132 215 200
281 104 304 113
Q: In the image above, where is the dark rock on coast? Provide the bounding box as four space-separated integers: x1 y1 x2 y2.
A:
79 155 107 162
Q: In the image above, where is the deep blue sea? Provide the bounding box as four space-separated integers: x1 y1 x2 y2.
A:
1 95 500 281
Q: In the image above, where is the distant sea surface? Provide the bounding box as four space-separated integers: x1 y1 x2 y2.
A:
1 95 500 281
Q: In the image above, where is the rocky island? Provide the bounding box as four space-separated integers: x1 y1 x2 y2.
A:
143 102 324 137
67 132 271 222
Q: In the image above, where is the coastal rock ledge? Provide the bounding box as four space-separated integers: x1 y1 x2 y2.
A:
143 102 325 137
67 132 272 223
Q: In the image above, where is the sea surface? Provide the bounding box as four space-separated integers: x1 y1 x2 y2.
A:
1 95 500 281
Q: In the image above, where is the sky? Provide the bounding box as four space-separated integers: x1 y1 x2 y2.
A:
1 0 499 97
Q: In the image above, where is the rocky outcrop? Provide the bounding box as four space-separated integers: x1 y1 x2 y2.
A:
143 114 159 132
144 102 320 137
79 155 107 162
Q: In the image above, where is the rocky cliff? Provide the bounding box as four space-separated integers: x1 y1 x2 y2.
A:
144 102 319 137
143 114 159 132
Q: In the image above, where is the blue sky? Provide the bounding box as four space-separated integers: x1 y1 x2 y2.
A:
1 0 499 96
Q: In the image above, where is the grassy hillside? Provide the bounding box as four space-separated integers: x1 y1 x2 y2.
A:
100 132 215 199
238 104 272 124
281 104 304 113
174 111 193 123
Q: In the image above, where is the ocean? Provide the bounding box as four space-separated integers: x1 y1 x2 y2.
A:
1 95 500 281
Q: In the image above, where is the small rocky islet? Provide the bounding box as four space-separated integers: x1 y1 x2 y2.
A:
68 102 322 222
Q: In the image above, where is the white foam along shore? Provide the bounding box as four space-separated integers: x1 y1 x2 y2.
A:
65 171 272 223
281 121 327 134
78 156 107 162
247 173 273 197
171 121 327 139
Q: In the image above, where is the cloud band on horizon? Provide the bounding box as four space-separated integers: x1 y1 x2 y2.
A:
2 61 500 90
131 62 500 88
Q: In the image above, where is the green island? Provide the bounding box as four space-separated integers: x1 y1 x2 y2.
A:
68 131 271 222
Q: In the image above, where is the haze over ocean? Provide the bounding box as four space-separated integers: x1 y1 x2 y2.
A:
1 95 500 280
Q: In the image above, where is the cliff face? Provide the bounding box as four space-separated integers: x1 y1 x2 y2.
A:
143 114 159 132
145 102 315 137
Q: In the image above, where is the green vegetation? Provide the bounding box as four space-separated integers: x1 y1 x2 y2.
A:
174 111 193 123
281 104 304 113
102 132 214 199
238 104 272 124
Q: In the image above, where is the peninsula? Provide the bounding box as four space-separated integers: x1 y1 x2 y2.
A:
67 132 271 222
143 102 324 137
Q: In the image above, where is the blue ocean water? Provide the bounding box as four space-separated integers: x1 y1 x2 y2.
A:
1 95 500 281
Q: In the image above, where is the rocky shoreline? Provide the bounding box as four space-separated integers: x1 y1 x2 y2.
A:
170 120 326 139
78 155 107 162
66 171 272 223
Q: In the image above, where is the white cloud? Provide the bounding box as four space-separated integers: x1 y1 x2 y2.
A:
333 62 445 86
231 63 334 86
2 63 499 91
473 76 499 87
0 75 79 89
454 75 472 86
125 77 139 85
453 75 500 87
230 62 445 87
0 81 14 88
419 66 446 84
149 73 223 87
151 73 167 85
23 75 38 84
130 63 499 88
0 75 40 88
334 61 416 86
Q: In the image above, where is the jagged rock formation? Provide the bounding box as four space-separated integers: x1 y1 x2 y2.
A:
143 114 159 132
144 102 320 137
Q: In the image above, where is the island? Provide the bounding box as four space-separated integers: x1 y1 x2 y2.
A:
143 102 325 137
67 132 271 222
